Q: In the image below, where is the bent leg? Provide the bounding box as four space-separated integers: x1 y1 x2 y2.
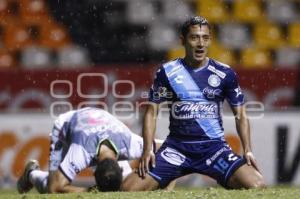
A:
164 180 176 191
48 170 71 193
121 172 159 191
228 164 266 189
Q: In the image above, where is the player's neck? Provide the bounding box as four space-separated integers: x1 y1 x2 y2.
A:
98 144 117 161
184 57 208 69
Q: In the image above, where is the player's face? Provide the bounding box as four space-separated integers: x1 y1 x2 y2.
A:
182 25 211 66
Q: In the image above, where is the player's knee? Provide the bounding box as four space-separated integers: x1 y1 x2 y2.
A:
122 182 154 192
121 173 158 192
121 183 134 192
248 175 266 189
47 180 63 193
121 177 138 192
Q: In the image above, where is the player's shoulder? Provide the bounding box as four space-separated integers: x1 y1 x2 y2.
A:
209 58 232 70
153 58 182 76
162 58 182 68
160 58 185 75
208 58 236 77
57 109 77 122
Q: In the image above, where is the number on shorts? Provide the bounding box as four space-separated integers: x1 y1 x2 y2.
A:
213 158 229 174
228 153 238 161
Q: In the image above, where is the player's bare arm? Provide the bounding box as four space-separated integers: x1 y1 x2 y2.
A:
225 105 266 189
48 171 88 193
231 105 259 171
127 141 177 191
139 103 159 178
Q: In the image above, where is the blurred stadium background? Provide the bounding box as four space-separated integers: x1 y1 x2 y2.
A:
0 0 299 190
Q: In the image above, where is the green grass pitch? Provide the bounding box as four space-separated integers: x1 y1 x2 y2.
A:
0 187 299 199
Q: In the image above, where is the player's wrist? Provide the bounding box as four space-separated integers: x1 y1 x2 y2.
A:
243 147 252 154
142 149 152 156
142 145 153 153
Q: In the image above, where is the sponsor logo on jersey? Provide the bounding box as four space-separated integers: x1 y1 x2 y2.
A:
207 65 226 79
173 101 219 119
174 75 184 84
208 74 221 87
206 159 212 166
166 64 182 77
70 161 80 174
205 147 227 166
234 86 242 97
161 147 185 166
158 86 167 97
203 87 222 99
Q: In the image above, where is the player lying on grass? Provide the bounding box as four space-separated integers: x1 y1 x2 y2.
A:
17 107 174 193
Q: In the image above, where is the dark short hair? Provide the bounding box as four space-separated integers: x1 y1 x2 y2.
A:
181 16 211 38
94 158 123 192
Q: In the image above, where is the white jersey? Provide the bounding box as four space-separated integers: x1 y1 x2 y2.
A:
49 107 143 181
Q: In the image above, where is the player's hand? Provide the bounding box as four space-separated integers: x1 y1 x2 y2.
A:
245 151 260 173
138 150 155 178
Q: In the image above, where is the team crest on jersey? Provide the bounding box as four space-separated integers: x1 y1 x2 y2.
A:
208 74 221 87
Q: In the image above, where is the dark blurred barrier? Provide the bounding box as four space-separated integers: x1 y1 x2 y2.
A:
0 65 298 112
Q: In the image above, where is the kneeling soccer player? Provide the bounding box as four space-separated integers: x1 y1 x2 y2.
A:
17 107 170 193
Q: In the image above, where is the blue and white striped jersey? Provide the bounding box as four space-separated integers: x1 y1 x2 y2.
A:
149 58 244 140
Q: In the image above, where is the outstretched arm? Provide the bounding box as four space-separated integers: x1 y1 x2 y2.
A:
48 170 88 193
231 105 259 172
